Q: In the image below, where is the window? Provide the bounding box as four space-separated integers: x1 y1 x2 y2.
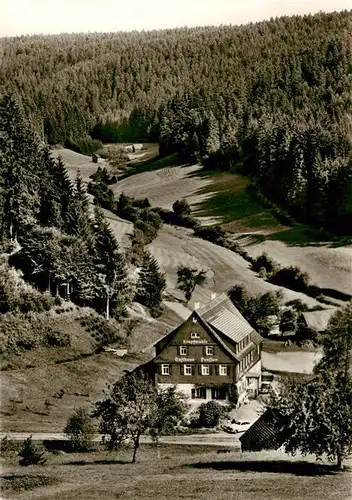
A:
219 365 227 376
192 387 206 399
179 346 187 355
201 365 210 375
184 364 192 375
191 332 200 339
211 387 227 400
205 346 213 356
161 364 170 375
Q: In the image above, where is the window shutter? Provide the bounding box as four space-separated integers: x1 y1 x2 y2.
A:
198 364 202 375
192 365 195 375
227 366 231 377
180 365 183 375
215 365 219 376
213 346 216 355
177 346 180 355
203 346 207 355
169 365 173 376
158 364 161 375
209 365 213 376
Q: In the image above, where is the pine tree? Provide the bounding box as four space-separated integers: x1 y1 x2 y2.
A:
65 171 92 241
135 250 166 317
0 94 43 240
38 146 62 227
92 208 132 318
55 155 74 228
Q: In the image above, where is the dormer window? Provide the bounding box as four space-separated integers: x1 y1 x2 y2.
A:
205 346 213 356
191 332 200 339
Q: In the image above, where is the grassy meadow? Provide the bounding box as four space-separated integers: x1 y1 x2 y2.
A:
1 443 351 500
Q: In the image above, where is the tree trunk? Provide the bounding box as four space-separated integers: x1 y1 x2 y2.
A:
105 289 110 320
132 434 140 463
337 452 344 470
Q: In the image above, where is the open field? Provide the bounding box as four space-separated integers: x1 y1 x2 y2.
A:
149 225 326 309
238 238 352 296
51 148 351 299
193 171 286 233
51 149 104 184
113 163 214 211
1 444 351 500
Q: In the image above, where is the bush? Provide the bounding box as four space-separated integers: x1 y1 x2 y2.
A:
1 435 20 456
173 199 191 218
251 253 279 275
285 299 309 312
228 284 250 312
64 407 96 452
45 330 70 347
193 225 226 245
198 401 228 428
270 266 310 293
81 315 123 346
18 436 46 466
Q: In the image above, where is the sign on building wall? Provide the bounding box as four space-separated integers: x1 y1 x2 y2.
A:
182 339 209 344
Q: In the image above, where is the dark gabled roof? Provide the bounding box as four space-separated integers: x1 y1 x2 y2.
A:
197 293 255 344
152 312 240 363
152 293 261 363
239 409 289 452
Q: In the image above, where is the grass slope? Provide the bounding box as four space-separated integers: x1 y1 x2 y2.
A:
193 171 286 233
1 445 351 500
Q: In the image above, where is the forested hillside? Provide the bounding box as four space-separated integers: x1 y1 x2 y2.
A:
1 10 351 232
0 95 133 321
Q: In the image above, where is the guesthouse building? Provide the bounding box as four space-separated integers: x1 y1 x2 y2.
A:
147 294 263 404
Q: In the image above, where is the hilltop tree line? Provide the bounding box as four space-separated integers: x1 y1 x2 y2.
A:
0 95 166 319
2 11 351 233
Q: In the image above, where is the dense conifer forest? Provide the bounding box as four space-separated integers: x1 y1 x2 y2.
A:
1 10 351 232
0 95 133 320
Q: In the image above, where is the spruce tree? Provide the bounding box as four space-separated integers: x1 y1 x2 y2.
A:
92 208 132 318
38 146 62 227
135 250 166 317
55 155 74 228
65 171 89 231
0 94 43 240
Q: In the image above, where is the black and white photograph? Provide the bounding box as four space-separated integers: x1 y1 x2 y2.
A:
0 1 351 498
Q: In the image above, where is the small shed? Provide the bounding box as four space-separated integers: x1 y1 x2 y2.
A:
92 153 101 163
301 309 336 332
239 409 289 452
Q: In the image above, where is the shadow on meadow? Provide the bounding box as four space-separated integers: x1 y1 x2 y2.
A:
66 458 131 466
186 459 347 476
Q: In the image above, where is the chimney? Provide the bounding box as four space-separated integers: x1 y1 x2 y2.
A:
194 301 200 310
211 292 217 300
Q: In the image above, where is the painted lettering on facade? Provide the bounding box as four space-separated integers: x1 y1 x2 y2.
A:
182 339 209 344
174 357 195 362
200 357 218 363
